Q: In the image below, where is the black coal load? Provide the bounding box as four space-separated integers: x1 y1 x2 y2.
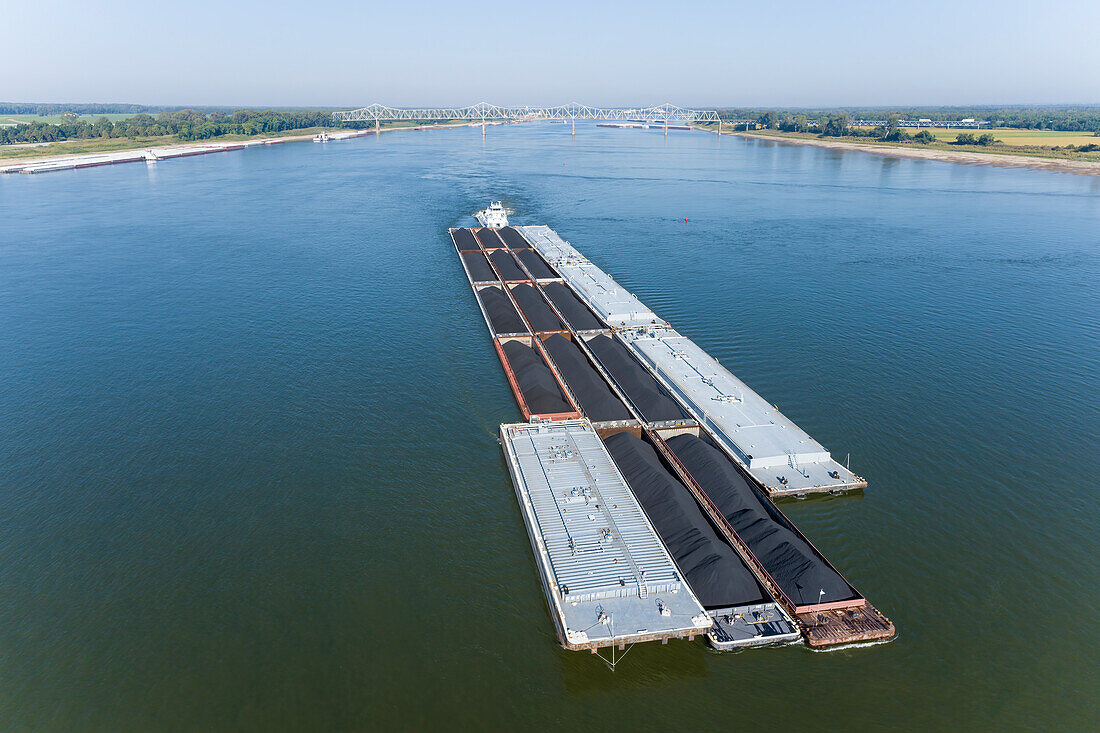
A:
452 228 479 251
477 287 526 334
462 252 496 282
510 285 564 332
475 228 505 249
498 226 528 250
542 282 603 331
586 335 684 422
489 251 527 281
501 340 572 415
604 432 768 609
666 434 856 605
542 334 630 422
516 249 556 279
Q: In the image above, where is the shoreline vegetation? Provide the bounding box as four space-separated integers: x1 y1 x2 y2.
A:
1 109 343 150
0 120 473 167
704 127 1100 176
693 107 1100 174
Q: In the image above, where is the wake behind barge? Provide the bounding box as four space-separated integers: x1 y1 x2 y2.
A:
450 213 893 655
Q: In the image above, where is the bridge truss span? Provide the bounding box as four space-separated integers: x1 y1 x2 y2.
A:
333 102 720 124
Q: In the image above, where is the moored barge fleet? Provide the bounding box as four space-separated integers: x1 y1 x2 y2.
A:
451 206 894 661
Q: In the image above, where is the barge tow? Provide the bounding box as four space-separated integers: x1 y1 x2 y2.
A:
448 213 894 657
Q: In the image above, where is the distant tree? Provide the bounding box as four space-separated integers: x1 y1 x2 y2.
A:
757 110 780 129
953 132 977 145
821 113 850 137
879 112 901 140
91 116 113 138
913 130 936 144
976 133 997 146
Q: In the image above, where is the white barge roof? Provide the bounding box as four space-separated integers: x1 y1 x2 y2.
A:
520 226 665 329
500 419 710 649
619 328 864 495
517 225 583 262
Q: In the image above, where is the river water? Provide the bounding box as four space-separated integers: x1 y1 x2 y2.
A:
2 125 1098 730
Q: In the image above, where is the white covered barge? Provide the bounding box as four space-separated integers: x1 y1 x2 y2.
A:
499 420 712 653
519 225 865 497
620 329 864 496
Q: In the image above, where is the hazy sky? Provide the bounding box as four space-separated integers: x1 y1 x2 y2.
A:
4 0 1098 108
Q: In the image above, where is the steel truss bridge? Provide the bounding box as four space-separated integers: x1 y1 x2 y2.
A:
333 102 721 124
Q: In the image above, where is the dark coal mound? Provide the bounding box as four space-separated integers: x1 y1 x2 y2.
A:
542 334 630 422
452 228 479 251
604 432 768 609
489 251 526 281
475 228 504 249
477 286 525 335
510 285 564 332
586 335 684 422
502 340 572 415
516 249 556 279
543 282 602 331
498 227 528 250
462 252 496 282
666 434 856 605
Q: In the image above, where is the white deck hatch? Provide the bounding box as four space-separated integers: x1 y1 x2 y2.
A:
520 226 665 329
500 419 710 649
619 328 863 494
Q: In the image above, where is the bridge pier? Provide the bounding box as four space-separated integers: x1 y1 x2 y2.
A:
571 117 575 137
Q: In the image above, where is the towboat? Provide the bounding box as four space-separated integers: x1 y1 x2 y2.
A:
474 201 508 228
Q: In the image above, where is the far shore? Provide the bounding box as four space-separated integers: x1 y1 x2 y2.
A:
725 131 1100 176
0 120 476 172
1 129 335 168
12 120 1099 177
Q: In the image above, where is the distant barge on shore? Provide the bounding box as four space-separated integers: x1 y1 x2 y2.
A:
450 211 894 662
596 121 692 131
0 130 374 175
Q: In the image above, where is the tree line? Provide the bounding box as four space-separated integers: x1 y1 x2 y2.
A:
747 111 1025 145
720 106 1100 133
0 102 177 116
0 109 348 145
748 111 941 143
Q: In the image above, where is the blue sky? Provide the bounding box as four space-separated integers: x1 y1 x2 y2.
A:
4 0 1098 107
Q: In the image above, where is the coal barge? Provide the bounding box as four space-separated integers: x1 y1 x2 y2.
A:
450 211 894 655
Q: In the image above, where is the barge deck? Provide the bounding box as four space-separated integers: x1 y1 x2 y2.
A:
621 328 866 496
449 219 893 652
499 420 712 652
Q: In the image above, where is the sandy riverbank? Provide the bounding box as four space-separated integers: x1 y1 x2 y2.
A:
1 121 475 174
729 131 1100 176
0 131 330 171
